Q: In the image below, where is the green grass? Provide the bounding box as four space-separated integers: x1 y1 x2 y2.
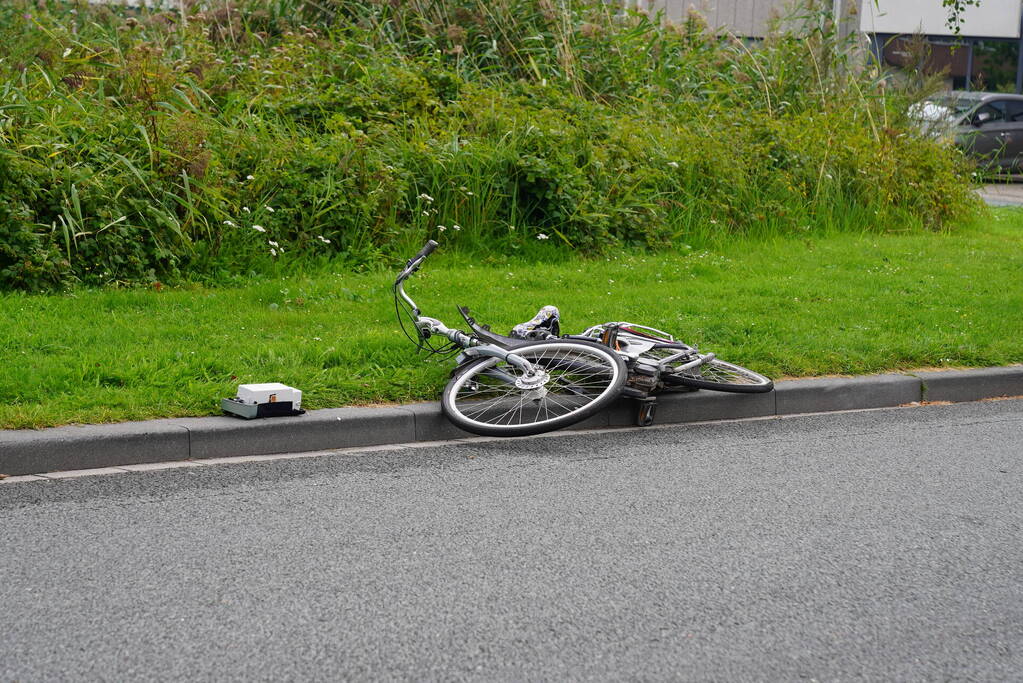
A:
2 208 1022 430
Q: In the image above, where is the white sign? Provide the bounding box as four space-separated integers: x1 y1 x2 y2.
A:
859 0 1023 38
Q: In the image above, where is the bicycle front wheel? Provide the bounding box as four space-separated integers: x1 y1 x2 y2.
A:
442 340 627 437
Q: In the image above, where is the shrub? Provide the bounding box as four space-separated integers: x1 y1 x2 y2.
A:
0 0 981 290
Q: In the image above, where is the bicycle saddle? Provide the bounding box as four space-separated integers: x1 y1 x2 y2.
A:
457 306 537 349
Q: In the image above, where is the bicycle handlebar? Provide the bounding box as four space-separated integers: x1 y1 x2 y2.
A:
413 239 438 261
395 240 441 319
397 240 439 284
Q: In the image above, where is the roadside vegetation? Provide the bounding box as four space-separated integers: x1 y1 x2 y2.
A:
1 0 980 291
2 209 1021 429
2 0 1008 429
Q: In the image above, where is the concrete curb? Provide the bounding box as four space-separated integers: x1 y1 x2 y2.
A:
2 367 1021 477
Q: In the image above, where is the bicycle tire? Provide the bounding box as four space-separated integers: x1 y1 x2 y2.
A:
639 345 773 393
442 340 627 437
664 358 773 393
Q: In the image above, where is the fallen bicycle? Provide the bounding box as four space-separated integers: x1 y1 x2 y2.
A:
394 240 773 436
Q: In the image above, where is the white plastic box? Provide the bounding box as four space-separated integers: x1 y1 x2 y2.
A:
236 383 302 409
222 383 304 419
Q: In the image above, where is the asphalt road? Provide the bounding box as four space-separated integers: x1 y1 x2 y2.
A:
2 400 1022 681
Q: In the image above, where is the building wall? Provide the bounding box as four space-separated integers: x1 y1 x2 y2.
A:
632 0 788 36
631 0 864 38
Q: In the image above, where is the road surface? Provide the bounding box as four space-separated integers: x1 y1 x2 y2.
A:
2 400 1022 680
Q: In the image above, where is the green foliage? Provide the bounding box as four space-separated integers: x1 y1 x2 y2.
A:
0 0 981 290
942 0 982 35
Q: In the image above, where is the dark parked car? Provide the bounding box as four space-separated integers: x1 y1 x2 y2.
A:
912 91 1023 170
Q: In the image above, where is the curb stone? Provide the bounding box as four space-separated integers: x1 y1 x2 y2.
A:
1 368 1021 478
181 406 417 460
0 421 189 479
911 366 1023 403
774 374 921 415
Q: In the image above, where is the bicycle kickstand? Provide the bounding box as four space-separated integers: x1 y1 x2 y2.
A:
634 397 657 427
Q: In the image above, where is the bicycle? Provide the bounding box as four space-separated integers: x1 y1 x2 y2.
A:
395 240 772 436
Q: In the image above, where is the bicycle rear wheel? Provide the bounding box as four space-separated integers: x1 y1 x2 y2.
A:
442 340 627 437
641 345 773 393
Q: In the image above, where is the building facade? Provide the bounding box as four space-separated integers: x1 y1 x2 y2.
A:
631 0 1023 92
624 0 785 37
626 0 849 38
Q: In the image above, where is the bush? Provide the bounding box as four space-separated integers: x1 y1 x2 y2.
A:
0 0 981 290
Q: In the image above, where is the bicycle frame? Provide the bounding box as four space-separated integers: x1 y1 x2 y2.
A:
576 321 712 373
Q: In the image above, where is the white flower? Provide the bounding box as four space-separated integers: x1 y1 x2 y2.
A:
537 233 549 240
242 206 250 213
252 224 266 232
268 240 279 247
223 220 235 227
438 225 447 232
270 248 277 256
246 175 254 180
452 224 461 231
265 206 275 213
422 211 429 216
667 161 679 168
317 235 331 243
417 193 434 203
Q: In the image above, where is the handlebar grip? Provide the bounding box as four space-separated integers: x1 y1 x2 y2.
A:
414 240 439 260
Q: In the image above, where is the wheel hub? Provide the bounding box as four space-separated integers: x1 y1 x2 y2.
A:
523 386 549 401
515 370 549 390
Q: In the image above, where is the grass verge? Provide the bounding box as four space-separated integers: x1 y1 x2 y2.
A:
2 208 1022 430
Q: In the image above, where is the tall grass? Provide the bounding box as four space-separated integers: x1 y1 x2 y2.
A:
0 0 981 290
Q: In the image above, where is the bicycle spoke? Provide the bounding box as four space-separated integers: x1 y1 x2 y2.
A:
445 341 625 435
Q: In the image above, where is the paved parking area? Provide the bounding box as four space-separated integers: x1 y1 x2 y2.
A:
980 180 1023 206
